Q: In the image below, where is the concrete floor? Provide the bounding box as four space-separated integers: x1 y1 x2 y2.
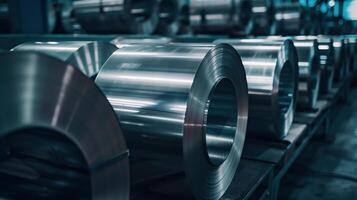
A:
279 88 357 200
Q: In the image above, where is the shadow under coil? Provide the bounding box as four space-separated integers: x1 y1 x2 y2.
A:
0 52 129 199
94 43 249 200
214 39 298 139
12 41 118 78
72 0 159 34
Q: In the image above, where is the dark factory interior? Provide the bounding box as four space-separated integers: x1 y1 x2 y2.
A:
0 0 356 199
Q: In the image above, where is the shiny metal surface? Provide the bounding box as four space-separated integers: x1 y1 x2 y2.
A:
214 39 298 139
95 44 249 200
72 0 159 34
12 41 117 78
189 0 252 33
111 35 172 47
0 34 119 51
250 0 275 35
264 36 321 110
154 0 185 35
289 40 320 110
294 36 335 94
272 3 307 35
0 52 129 199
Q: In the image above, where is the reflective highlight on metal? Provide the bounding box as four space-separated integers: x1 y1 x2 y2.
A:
95 44 249 200
72 0 159 34
111 35 172 47
189 0 252 33
12 41 118 78
0 52 129 199
273 3 307 35
250 0 275 35
214 39 298 139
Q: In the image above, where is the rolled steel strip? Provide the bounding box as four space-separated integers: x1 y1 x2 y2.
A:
154 0 185 35
72 0 159 34
214 39 298 139
0 52 129 199
272 3 307 35
264 36 321 110
12 41 117 78
294 36 335 94
250 0 275 35
95 44 249 200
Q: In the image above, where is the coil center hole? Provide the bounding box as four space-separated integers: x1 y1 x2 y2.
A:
204 78 237 166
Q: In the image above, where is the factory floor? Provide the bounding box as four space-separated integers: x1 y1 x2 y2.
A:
279 88 357 199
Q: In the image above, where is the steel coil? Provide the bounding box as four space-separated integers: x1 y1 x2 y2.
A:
290 40 320 110
72 0 159 34
94 44 248 200
264 36 321 110
214 39 298 139
154 0 185 35
273 3 307 35
12 41 117 78
331 38 347 80
295 36 335 93
250 0 275 35
0 52 129 199
189 0 252 34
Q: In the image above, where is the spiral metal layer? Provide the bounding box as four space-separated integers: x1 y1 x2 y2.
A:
72 0 159 34
95 43 249 200
214 38 298 139
12 41 117 78
0 52 129 199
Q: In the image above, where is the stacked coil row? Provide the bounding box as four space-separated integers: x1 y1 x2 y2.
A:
1 1 353 36
0 34 356 199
